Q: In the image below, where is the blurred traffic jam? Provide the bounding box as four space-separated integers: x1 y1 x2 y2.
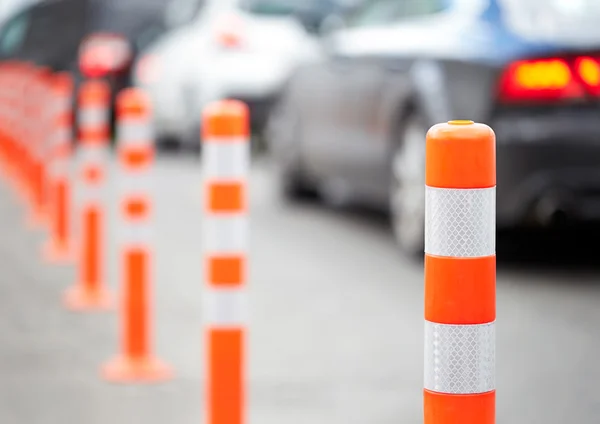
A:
1 0 600 423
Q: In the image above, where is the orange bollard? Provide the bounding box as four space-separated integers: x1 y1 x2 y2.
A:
202 100 250 424
0 63 19 189
63 79 112 310
423 120 496 424
102 88 172 382
42 72 75 263
0 63 9 180
11 62 29 200
21 63 40 209
10 63 24 197
26 66 54 229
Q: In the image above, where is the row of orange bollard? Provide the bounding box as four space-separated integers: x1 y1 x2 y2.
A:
0 62 497 424
0 61 172 382
0 59 250 423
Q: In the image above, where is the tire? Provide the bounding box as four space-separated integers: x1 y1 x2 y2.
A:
390 113 427 258
269 103 317 201
279 165 318 201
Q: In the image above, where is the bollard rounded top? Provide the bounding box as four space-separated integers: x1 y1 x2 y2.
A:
426 121 496 189
117 88 151 118
52 72 74 95
79 79 110 105
202 99 250 140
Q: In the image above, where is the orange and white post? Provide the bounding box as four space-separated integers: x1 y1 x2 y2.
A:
63 79 112 310
43 72 74 263
1 63 22 195
202 100 250 424
423 120 496 424
28 67 54 228
0 64 13 181
102 88 172 382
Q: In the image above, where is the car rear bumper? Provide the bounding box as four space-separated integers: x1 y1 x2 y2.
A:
492 113 600 227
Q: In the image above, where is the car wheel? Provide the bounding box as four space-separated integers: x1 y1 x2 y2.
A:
270 106 317 201
390 114 427 257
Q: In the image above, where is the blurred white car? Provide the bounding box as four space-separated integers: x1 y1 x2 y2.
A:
132 0 344 148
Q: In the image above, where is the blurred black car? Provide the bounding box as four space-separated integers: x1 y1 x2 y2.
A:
267 0 600 256
0 0 170 139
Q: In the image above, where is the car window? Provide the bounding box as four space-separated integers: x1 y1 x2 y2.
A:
345 0 405 27
346 0 467 28
239 0 342 33
397 0 446 18
0 10 30 56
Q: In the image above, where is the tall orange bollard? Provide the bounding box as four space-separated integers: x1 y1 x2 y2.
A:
43 72 75 263
63 79 112 310
202 100 250 424
423 120 496 424
102 88 172 382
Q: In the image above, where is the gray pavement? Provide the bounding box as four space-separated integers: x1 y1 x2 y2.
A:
0 153 599 424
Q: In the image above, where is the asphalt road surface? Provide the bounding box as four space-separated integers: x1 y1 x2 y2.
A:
0 153 599 424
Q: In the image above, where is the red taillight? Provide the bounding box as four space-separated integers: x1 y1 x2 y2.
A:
79 33 132 78
498 56 600 103
576 56 600 96
498 58 584 103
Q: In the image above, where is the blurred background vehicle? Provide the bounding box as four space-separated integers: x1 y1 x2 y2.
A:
133 0 355 150
266 0 600 257
0 0 171 139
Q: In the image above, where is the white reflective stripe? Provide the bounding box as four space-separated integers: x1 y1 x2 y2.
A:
77 145 110 164
116 172 151 196
203 288 247 327
203 215 247 253
118 120 153 146
202 142 249 180
116 221 153 245
424 321 495 394
425 186 495 258
79 106 108 127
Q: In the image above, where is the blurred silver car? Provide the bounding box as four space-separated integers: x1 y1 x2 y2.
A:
133 0 345 148
267 0 600 256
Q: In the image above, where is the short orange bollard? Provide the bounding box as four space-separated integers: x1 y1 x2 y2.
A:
0 63 13 182
0 63 22 193
423 120 496 424
27 67 54 229
42 72 75 263
63 79 112 310
102 88 172 382
202 100 250 424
